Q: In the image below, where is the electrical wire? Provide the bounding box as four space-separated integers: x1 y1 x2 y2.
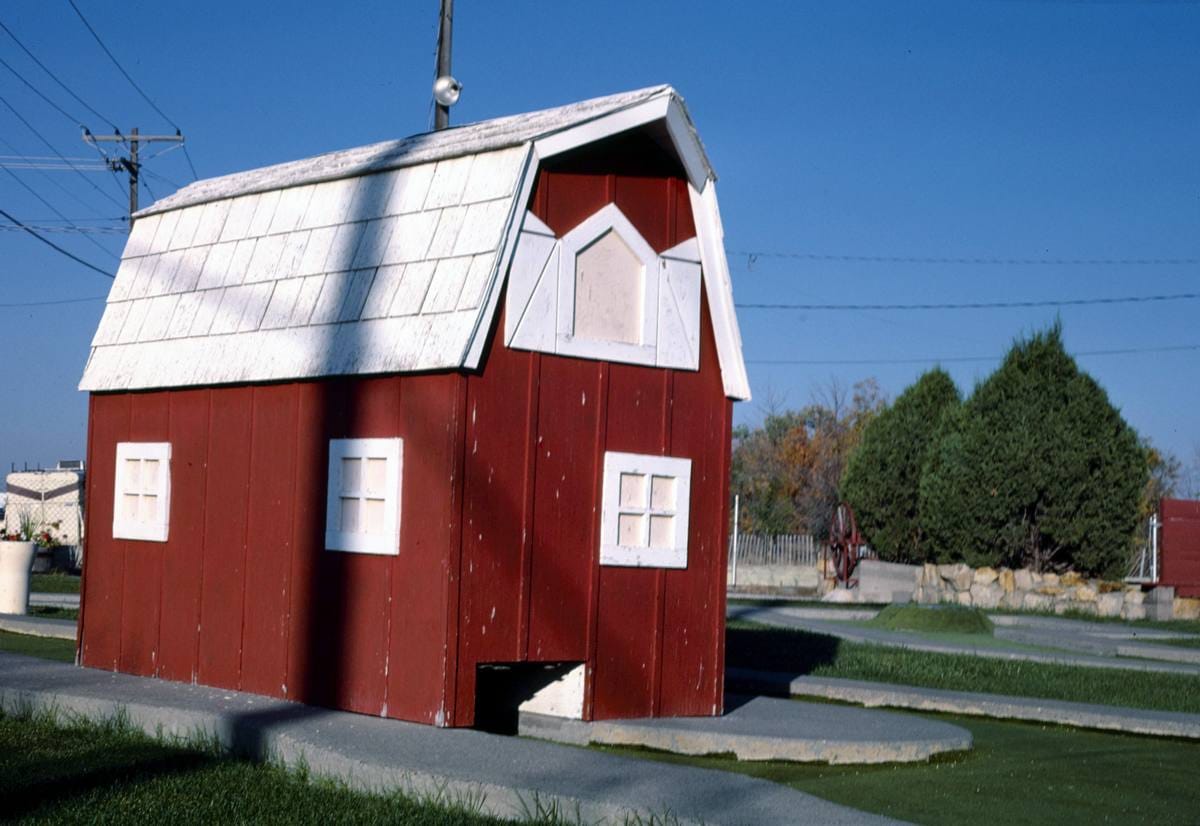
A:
737 293 1200 312
0 294 106 308
0 223 126 234
0 206 114 278
0 53 86 129
731 249 1200 267
0 17 119 131
0 92 125 210
746 343 1200 366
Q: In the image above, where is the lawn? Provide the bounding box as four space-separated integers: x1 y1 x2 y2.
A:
602 713 1200 826
0 709 507 825
0 631 75 662
726 620 1200 714
869 603 993 635
29 573 81 594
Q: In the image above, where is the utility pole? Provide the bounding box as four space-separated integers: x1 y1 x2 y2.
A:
83 128 185 220
432 0 461 130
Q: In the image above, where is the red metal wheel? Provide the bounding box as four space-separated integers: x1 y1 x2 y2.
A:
828 502 862 587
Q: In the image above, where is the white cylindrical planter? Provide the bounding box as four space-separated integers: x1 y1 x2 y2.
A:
0 541 37 614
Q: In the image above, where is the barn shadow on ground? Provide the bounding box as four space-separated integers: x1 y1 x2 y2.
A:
723 624 840 683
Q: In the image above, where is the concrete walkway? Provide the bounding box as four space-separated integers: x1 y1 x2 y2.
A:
521 694 971 764
28 592 79 609
0 652 900 825
0 612 75 640
727 669 1200 740
731 604 1200 676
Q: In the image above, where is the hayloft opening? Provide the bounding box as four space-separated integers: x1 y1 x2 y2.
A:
473 662 585 734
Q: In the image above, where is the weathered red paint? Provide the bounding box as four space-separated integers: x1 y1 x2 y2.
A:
80 131 733 726
1161 498 1200 598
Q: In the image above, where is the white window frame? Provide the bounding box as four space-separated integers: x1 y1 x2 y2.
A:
599 451 691 569
112 442 171 542
556 204 660 364
325 437 403 555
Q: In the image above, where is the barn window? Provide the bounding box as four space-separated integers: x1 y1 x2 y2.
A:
599 451 691 568
325 438 403 555
112 442 171 542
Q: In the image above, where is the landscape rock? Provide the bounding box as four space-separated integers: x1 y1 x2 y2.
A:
1096 592 1124 618
1122 604 1147 621
1042 573 1060 588
1074 585 1098 603
998 569 1015 593
1061 571 1083 587
970 582 1004 609
938 564 974 592
1023 592 1053 611
1174 598 1200 620
1037 585 1064 597
955 591 973 606
822 588 856 604
973 567 999 587
923 563 939 587
1124 590 1145 606
1014 569 1035 591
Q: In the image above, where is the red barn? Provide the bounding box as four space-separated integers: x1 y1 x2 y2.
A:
1160 498 1200 598
77 86 751 727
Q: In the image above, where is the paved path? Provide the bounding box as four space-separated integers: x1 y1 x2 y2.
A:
730 605 1200 676
0 612 75 640
0 652 900 826
28 592 79 609
521 694 970 764
726 669 1200 739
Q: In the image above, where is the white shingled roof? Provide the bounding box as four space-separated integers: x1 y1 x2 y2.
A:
79 85 751 400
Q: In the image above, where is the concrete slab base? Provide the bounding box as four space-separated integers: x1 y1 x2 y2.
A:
520 694 972 764
0 613 76 640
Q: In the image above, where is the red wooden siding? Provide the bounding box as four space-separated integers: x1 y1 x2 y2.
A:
1161 498 1200 598
81 132 732 726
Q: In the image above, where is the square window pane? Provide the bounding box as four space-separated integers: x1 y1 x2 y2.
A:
363 498 385 534
364 458 387 495
649 514 675 549
125 458 141 490
122 493 140 522
650 476 676 510
342 458 362 494
139 495 158 525
618 513 645 547
619 473 647 509
142 459 160 491
341 496 361 533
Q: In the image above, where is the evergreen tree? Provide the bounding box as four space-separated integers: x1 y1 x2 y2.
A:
841 368 960 563
918 324 1146 577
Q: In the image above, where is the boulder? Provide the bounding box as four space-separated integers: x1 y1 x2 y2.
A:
1096 592 1124 618
974 567 999 586
1123 589 1145 606
1000 590 1024 610
1061 571 1083 587
1173 598 1200 620
998 569 1015 594
970 582 1004 609
938 564 974 592
1014 569 1035 592
1037 585 1064 597
1042 572 1060 588
955 591 973 606
1122 604 1147 621
822 588 857 604
1074 584 1098 603
1023 592 1053 611
922 563 940 587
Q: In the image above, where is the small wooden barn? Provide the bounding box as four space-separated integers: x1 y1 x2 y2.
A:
77 86 750 727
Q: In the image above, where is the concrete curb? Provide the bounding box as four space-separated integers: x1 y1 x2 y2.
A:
731 605 1200 676
28 593 79 609
520 695 971 764
727 669 1200 740
0 613 76 641
0 652 900 825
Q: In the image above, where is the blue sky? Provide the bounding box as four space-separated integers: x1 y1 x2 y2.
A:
1 1 1197 482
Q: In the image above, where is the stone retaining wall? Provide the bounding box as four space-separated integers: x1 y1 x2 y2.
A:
914 563 1200 621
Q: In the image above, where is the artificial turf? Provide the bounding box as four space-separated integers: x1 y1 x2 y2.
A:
0 709 506 825
726 620 1200 714
601 713 1200 826
29 573 81 594
869 603 993 635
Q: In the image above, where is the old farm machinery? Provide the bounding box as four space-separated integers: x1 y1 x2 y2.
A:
827 502 867 587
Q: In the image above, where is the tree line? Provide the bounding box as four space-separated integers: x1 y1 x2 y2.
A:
732 324 1185 578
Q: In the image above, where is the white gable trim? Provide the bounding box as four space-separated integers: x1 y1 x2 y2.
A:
688 181 751 400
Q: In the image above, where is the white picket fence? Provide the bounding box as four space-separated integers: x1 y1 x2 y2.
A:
728 533 821 567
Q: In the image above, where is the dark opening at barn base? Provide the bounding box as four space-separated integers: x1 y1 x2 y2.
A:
474 662 583 735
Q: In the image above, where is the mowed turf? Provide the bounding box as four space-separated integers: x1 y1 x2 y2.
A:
726 620 1200 714
28 573 81 594
601 714 1200 826
0 710 505 825
0 631 74 662
869 603 994 635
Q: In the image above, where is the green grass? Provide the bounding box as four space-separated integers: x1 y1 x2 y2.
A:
28 605 79 621
0 708 509 825
0 631 75 662
728 597 886 610
600 713 1200 825
726 621 1200 714
29 573 80 594
870 603 994 635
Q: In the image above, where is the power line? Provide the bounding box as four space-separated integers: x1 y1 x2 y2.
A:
737 293 1200 312
731 249 1200 267
0 53 86 128
0 294 106 308
0 92 125 210
0 206 114 278
66 0 178 130
0 17 120 131
0 223 126 235
747 343 1200 366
